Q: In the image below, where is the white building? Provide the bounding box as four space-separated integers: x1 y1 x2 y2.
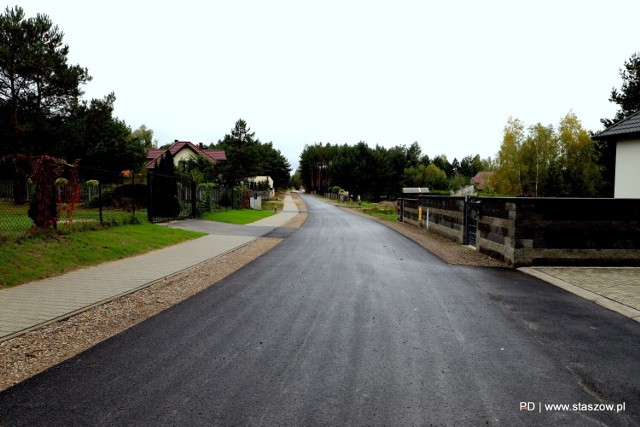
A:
593 111 640 198
245 176 274 190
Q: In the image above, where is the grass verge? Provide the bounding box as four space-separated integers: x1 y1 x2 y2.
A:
200 209 277 225
336 200 397 222
261 191 286 212
0 223 204 289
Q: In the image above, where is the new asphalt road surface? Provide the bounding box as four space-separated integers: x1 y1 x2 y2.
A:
1 195 640 426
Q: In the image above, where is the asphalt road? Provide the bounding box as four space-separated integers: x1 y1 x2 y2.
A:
1 195 640 426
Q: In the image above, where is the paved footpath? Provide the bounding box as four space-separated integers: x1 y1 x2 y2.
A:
0 195 299 342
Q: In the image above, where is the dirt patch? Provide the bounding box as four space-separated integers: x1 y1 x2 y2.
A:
380 220 506 267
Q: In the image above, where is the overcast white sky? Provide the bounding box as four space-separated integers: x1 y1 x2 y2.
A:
12 0 640 172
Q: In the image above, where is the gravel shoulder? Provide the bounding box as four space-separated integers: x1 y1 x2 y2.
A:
324 197 506 268
373 218 506 267
0 193 499 392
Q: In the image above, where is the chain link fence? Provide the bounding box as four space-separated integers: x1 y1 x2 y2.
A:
0 167 148 241
0 165 237 241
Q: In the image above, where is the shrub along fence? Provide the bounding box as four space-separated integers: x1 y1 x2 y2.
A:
398 194 640 267
196 184 238 214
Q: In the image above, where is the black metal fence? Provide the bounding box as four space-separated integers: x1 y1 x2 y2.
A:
0 167 235 240
146 172 240 223
147 171 196 223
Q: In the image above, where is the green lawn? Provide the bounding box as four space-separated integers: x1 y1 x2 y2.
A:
200 208 277 225
361 207 398 222
0 223 204 289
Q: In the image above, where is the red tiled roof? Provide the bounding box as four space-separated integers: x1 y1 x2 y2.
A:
471 171 495 190
146 141 226 169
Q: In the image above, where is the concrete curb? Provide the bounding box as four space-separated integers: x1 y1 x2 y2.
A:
518 267 640 323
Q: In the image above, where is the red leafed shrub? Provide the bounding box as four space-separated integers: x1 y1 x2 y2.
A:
56 167 82 223
22 155 80 229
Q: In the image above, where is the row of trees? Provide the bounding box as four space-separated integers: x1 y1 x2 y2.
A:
297 141 492 200
492 112 601 197
403 152 493 193
492 51 640 198
298 113 602 201
298 51 640 200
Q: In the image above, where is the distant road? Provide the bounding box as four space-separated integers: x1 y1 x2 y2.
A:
1 195 639 426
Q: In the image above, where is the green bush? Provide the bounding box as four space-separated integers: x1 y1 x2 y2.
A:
219 190 232 209
197 183 215 214
87 190 113 208
112 184 147 210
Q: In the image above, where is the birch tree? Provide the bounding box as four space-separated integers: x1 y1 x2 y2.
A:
494 117 526 195
520 123 556 196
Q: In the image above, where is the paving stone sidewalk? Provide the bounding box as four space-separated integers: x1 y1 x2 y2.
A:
0 195 299 342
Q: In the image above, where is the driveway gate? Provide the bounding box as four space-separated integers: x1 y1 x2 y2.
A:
147 171 196 223
464 196 482 246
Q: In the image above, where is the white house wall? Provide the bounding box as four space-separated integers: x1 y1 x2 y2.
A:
173 148 196 165
615 138 640 198
246 176 274 189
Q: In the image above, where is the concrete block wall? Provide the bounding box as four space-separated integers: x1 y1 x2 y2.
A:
398 198 420 228
399 195 640 266
476 198 517 265
420 196 465 244
511 198 640 266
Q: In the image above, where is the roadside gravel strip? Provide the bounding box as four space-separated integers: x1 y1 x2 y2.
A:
0 194 491 392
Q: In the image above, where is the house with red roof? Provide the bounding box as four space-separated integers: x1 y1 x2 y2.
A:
147 140 226 170
471 171 495 192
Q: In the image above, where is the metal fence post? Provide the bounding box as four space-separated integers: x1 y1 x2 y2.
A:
191 178 197 218
131 170 136 221
98 181 104 225
147 171 153 223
